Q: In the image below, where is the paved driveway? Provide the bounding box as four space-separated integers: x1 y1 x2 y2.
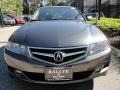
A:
0 26 120 90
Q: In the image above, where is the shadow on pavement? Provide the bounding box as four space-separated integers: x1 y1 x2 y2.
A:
12 79 93 90
0 46 93 90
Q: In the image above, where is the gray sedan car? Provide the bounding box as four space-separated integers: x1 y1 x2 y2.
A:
3 15 15 26
4 6 111 84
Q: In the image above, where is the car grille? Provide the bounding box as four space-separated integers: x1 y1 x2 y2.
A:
8 66 94 82
28 46 87 65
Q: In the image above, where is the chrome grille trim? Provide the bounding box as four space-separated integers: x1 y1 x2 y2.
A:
65 50 86 57
32 50 86 58
28 46 88 65
32 52 54 58
28 46 87 50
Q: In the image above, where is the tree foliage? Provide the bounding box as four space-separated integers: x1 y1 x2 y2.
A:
48 0 58 5
0 0 23 15
90 18 120 37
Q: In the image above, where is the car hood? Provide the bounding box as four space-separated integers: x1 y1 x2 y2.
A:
10 20 92 47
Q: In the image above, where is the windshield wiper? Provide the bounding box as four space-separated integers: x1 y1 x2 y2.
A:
47 18 61 20
30 19 39 22
47 18 74 20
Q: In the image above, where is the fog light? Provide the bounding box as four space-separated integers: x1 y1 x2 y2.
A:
95 65 103 72
95 65 109 74
100 67 108 74
15 70 22 75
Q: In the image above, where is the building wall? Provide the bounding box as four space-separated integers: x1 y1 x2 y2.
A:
23 0 119 18
74 0 119 18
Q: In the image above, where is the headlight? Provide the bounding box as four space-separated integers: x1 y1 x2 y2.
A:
88 40 110 55
6 42 26 55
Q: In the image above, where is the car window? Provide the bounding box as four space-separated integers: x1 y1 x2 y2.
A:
3 15 11 19
31 7 85 21
86 13 104 18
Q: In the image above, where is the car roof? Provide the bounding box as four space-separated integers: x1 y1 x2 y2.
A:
40 6 75 9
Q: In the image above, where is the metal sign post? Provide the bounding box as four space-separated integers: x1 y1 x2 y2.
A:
0 8 4 28
98 0 101 20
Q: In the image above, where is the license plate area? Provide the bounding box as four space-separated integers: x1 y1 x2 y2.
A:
45 67 73 81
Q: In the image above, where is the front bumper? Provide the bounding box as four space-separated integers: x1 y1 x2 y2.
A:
4 20 15 25
4 48 111 84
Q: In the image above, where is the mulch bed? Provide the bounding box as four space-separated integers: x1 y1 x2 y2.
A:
109 36 120 49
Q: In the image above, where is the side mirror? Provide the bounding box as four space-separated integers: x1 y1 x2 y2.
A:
84 15 93 21
24 16 30 22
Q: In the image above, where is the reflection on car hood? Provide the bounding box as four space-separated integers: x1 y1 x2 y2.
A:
11 20 91 47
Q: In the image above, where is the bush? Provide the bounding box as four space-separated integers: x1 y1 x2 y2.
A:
90 18 120 37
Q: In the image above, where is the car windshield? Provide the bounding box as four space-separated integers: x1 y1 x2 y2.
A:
3 15 11 19
31 7 85 21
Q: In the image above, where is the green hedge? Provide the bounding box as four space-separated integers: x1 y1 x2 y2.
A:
90 18 120 37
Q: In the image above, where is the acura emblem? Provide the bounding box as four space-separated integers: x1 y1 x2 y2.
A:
54 51 64 62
